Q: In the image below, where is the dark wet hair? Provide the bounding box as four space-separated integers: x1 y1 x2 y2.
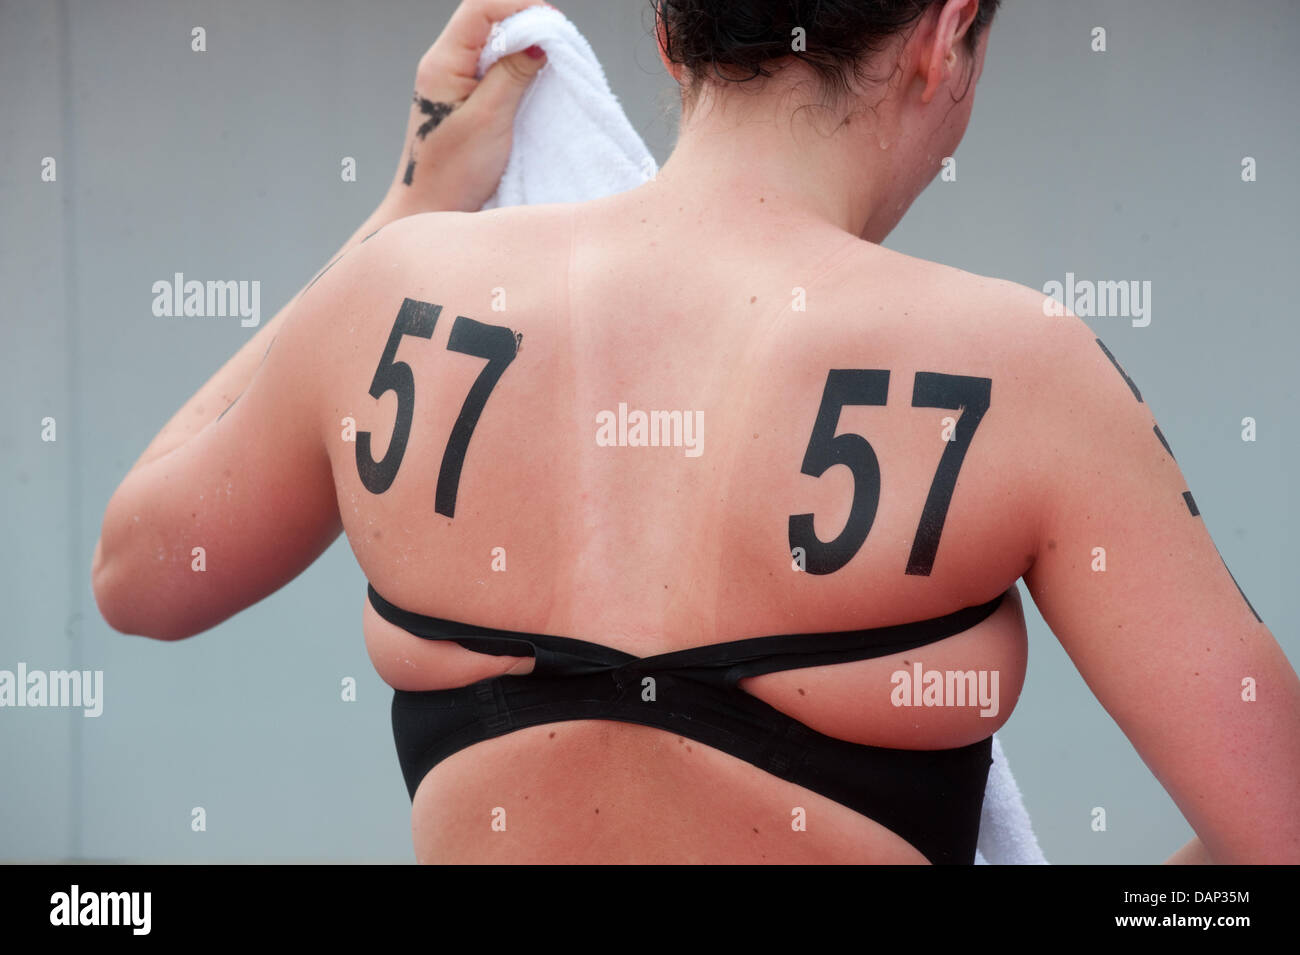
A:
655 0 1001 110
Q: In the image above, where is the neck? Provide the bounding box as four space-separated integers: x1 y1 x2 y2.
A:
645 85 907 244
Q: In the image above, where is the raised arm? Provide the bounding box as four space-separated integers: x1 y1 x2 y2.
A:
115 0 550 475
1019 303 1300 864
92 0 550 638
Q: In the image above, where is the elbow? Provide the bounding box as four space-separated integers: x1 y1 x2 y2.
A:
90 535 133 634
91 536 193 642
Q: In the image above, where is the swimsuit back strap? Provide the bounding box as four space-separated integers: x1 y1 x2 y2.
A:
627 589 1008 683
367 584 632 674
369 583 1007 680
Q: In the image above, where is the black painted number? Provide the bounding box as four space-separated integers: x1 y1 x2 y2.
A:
356 299 518 516
435 316 519 518
788 370 889 575
906 373 991 576
789 369 991 576
356 298 441 494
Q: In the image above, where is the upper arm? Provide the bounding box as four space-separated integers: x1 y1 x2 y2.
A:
1020 305 1300 863
93 295 342 639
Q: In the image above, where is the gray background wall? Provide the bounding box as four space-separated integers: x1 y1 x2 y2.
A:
2 0 1295 862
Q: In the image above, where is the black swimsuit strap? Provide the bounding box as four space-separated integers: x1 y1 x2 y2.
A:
368 583 1008 679
647 590 1006 682
367 583 632 675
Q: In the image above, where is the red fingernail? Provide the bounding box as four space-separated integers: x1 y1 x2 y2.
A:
525 44 545 59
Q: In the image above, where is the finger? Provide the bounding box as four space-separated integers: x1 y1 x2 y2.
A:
455 47 547 126
428 0 551 82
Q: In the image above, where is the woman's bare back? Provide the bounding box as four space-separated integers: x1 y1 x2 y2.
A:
87 0 1298 864
316 190 1058 862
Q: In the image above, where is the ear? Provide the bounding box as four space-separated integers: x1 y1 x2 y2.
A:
919 0 980 104
653 2 685 82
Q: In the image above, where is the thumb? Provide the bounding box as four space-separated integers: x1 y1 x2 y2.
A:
465 46 547 120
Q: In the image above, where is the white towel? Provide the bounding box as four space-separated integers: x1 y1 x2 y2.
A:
475 6 657 207
475 6 1047 866
975 734 1049 865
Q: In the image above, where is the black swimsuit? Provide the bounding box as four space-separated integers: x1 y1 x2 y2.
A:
373 584 1007 864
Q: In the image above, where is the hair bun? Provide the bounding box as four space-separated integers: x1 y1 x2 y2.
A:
655 0 1000 105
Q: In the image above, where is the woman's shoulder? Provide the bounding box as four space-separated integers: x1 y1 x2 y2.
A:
815 238 1095 366
372 202 576 250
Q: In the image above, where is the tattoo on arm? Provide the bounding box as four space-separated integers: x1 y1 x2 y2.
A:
1152 422 1200 516
303 252 345 296
1152 423 1174 458
216 336 278 422
403 93 456 187
1218 547 1262 622
1096 339 1261 621
1095 338 1142 402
